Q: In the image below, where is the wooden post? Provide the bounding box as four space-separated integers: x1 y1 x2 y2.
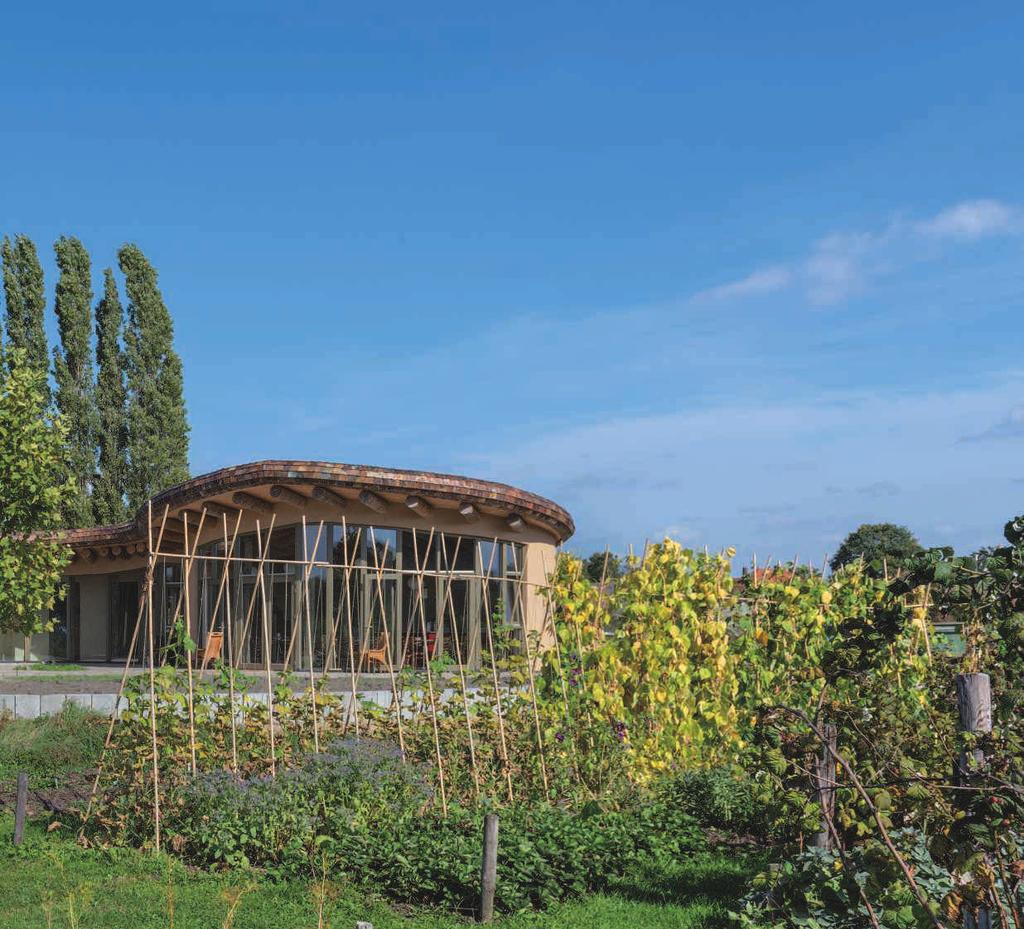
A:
479 813 499 923
811 722 838 850
956 672 991 783
957 673 993 929
13 772 28 845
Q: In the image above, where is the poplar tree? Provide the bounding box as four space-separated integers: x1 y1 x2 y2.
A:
92 269 129 524
1 235 49 393
52 236 98 527
120 244 189 508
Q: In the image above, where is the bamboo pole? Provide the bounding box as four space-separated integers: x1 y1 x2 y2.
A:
438 534 482 798
368 529 406 756
233 513 278 670
302 517 324 753
339 522 364 737
508 544 549 794
81 505 171 829
221 514 239 772
255 516 278 776
181 509 208 776
282 518 324 673
479 538 514 803
146 502 162 851
412 528 448 813
198 511 243 674
137 547 560 591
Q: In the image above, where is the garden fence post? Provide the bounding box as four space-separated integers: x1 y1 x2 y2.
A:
811 722 838 851
956 672 992 929
479 813 499 923
13 772 28 845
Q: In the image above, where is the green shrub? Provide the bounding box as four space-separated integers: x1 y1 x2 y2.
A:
116 738 703 914
659 767 765 834
733 829 956 929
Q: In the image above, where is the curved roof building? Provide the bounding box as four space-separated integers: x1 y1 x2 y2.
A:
5 461 573 669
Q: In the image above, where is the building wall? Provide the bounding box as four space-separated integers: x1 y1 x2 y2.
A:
58 495 563 665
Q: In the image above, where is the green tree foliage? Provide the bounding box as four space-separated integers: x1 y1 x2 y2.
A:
0 349 72 635
120 244 189 509
1 235 49 392
829 522 922 575
92 268 129 524
52 236 98 527
582 550 623 584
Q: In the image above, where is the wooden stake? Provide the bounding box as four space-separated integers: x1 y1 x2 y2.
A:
13 773 27 845
479 813 499 923
811 722 838 850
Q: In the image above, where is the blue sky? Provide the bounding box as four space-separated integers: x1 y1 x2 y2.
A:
2 2 1022 561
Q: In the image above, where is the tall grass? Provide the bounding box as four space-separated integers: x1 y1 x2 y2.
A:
0 703 106 782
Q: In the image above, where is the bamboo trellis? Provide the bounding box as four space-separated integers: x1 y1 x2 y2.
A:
79 507 576 848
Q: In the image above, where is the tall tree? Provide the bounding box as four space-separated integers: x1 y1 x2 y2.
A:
830 523 922 576
0 348 72 635
120 245 189 508
1 235 49 392
92 269 129 524
52 236 98 527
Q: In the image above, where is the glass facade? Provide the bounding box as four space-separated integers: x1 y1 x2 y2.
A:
195 523 525 671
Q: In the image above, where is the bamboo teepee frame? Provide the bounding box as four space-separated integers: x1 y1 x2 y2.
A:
78 505 585 841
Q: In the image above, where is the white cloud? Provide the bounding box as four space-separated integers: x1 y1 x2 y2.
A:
477 373 1024 560
804 231 879 305
918 199 1017 240
688 198 1019 310
692 265 792 302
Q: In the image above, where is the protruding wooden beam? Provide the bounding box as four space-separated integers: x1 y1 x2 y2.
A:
118 545 132 560
232 492 275 514
458 502 478 523
203 501 242 520
105 547 117 561
178 508 207 527
405 495 433 518
505 513 524 532
311 486 348 509
84 548 98 563
358 490 387 514
269 485 308 508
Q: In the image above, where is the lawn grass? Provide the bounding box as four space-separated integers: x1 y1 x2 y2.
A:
0 702 106 783
0 818 757 928
14 663 88 672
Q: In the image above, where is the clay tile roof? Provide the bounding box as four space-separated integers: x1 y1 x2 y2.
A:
52 459 575 550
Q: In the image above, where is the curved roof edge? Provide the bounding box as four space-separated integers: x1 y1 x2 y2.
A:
57 459 575 550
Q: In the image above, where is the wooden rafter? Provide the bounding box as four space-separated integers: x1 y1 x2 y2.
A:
233 491 275 514
358 490 387 514
269 484 308 508
310 485 348 509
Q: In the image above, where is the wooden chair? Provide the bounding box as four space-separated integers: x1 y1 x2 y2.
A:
198 631 223 668
359 629 391 671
